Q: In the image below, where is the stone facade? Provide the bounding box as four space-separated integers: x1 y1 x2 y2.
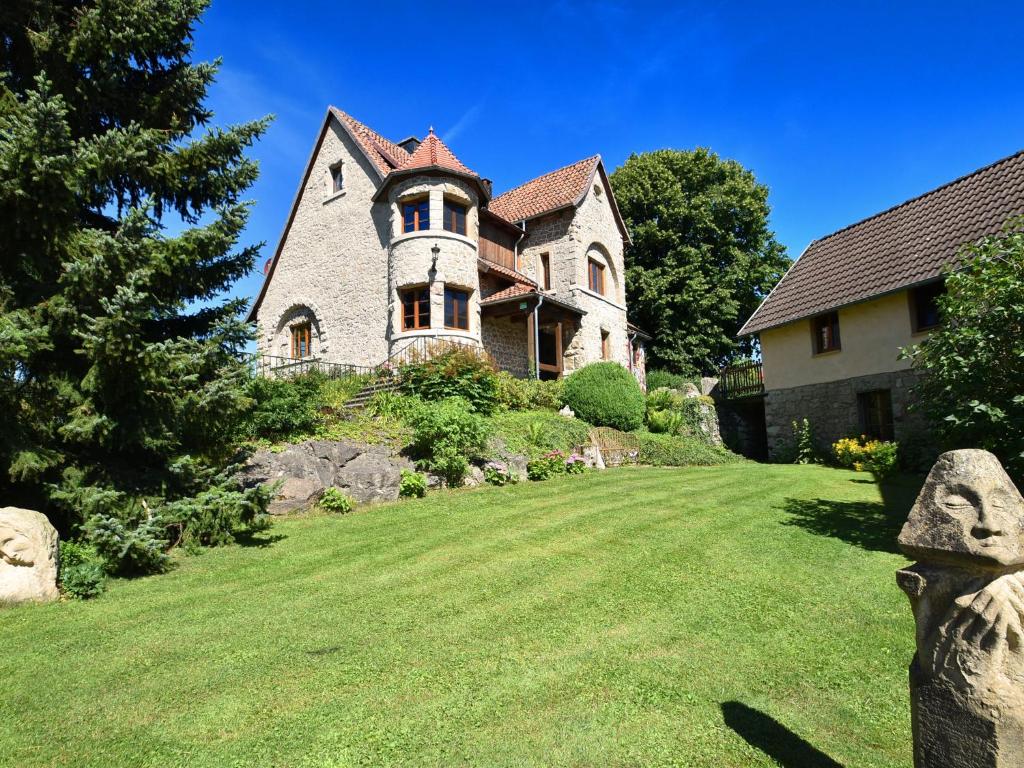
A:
764 369 932 461
252 110 639 381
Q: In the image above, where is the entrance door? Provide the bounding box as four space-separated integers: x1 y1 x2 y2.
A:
538 322 563 380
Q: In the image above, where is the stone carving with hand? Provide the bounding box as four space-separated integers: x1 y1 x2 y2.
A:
897 449 1024 767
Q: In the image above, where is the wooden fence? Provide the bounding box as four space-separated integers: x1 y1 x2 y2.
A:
718 361 764 399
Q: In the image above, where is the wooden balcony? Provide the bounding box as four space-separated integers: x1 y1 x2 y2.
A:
719 361 765 399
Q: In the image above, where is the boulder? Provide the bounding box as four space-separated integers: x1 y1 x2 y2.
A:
559 405 575 418
681 382 701 399
0 507 60 605
239 440 415 513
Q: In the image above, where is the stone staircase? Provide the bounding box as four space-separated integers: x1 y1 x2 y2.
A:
343 376 400 411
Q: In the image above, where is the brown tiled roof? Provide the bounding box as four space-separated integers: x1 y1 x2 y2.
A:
741 149 1024 335
395 129 477 177
329 107 410 177
480 283 536 305
489 156 600 222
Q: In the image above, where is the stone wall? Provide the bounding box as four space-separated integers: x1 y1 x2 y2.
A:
482 315 529 377
764 369 933 461
257 116 392 367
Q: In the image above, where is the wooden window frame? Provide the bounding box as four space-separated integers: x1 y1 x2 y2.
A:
588 258 605 295
443 199 467 236
400 286 431 331
444 287 470 331
291 322 312 359
909 281 943 334
811 311 841 354
329 162 343 193
402 198 430 233
601 329 611 360
539 252 551 290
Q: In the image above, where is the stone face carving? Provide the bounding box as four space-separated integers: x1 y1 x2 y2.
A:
897 449 1024 767
0 507 60 604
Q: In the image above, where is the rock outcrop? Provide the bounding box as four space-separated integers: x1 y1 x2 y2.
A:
0 507 60 605
239 440 415 514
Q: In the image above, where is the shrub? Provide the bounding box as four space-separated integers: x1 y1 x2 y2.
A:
833 436 900 478
399 347 499 414
483 461 518 486
636 432 739 467
320 374 373 411
241 373 323 440
494 373 564 411
409 397 491 487
527 450 568 481
564 455 588 474
488 410 593 458
399 470 428 499
646 387 687 412
792 419 818 464
647 409 684 435
646 369 696 391
561 362 645 431
59 540 106 599
85 509 170 576
367 391 419 422
319 487 354 514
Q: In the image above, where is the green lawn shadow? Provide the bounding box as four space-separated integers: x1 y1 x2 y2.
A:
721 701 844 768
781 474 925 553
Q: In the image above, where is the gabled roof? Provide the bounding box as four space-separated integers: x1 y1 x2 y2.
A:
329 106 410 178
490 155 598 222
396 129 477 177
488 155 630 244
740 149 1024 335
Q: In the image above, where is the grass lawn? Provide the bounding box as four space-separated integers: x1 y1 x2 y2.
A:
0 464 921 767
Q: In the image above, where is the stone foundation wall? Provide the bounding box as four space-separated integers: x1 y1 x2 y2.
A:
765 370 933 461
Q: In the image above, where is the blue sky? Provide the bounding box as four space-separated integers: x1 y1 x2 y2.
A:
191 1 1024 309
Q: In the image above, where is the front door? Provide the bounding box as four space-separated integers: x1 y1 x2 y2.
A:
538 322 563 380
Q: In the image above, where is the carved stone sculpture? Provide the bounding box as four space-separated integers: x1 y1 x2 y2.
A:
0 507 60 604
897 449 1024 767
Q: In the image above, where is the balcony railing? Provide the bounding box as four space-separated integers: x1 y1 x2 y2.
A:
719 361 764 399
253 355 380 380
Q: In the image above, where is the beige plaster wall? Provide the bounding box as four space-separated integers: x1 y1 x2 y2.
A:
760 290 925 391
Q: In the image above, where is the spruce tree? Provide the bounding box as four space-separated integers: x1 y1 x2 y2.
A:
0 0 270 571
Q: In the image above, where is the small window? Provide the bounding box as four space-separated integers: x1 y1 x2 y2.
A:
588 259 605 295
329 162 343 193
443 199 467 236
402 199 430 233
444 287 470 330
401 287 430 330
812 311 841 354
910 281 943 333
539 253 551 290
601 329 611 360
858 389 894 441
291 322 312 359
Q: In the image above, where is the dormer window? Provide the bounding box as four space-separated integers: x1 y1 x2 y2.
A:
329 162 343 193
402 198 430 233
443 199 467 236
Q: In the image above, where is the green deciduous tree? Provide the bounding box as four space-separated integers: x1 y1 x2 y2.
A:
0 0 271 571
610 149 789 374
904 220 1024 483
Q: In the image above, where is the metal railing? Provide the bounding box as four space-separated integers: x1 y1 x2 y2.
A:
718 361 764 399
254 337 495 381
253 354 381 380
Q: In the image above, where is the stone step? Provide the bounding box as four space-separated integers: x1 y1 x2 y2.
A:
343 378 400 410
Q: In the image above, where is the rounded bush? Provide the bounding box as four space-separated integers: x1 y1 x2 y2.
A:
561 362 645 431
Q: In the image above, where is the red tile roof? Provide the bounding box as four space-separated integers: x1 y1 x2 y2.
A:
489 156 600 222
480 283 536 305
741 149 1024 335
329 107 411 177
395 129 477 177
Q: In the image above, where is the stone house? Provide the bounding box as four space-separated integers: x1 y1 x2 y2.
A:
248 107 647 384
739 150 1024 459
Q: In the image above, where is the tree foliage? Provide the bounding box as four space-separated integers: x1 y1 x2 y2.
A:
0 0 271 569
904 220 1024 483
610 149 789 373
